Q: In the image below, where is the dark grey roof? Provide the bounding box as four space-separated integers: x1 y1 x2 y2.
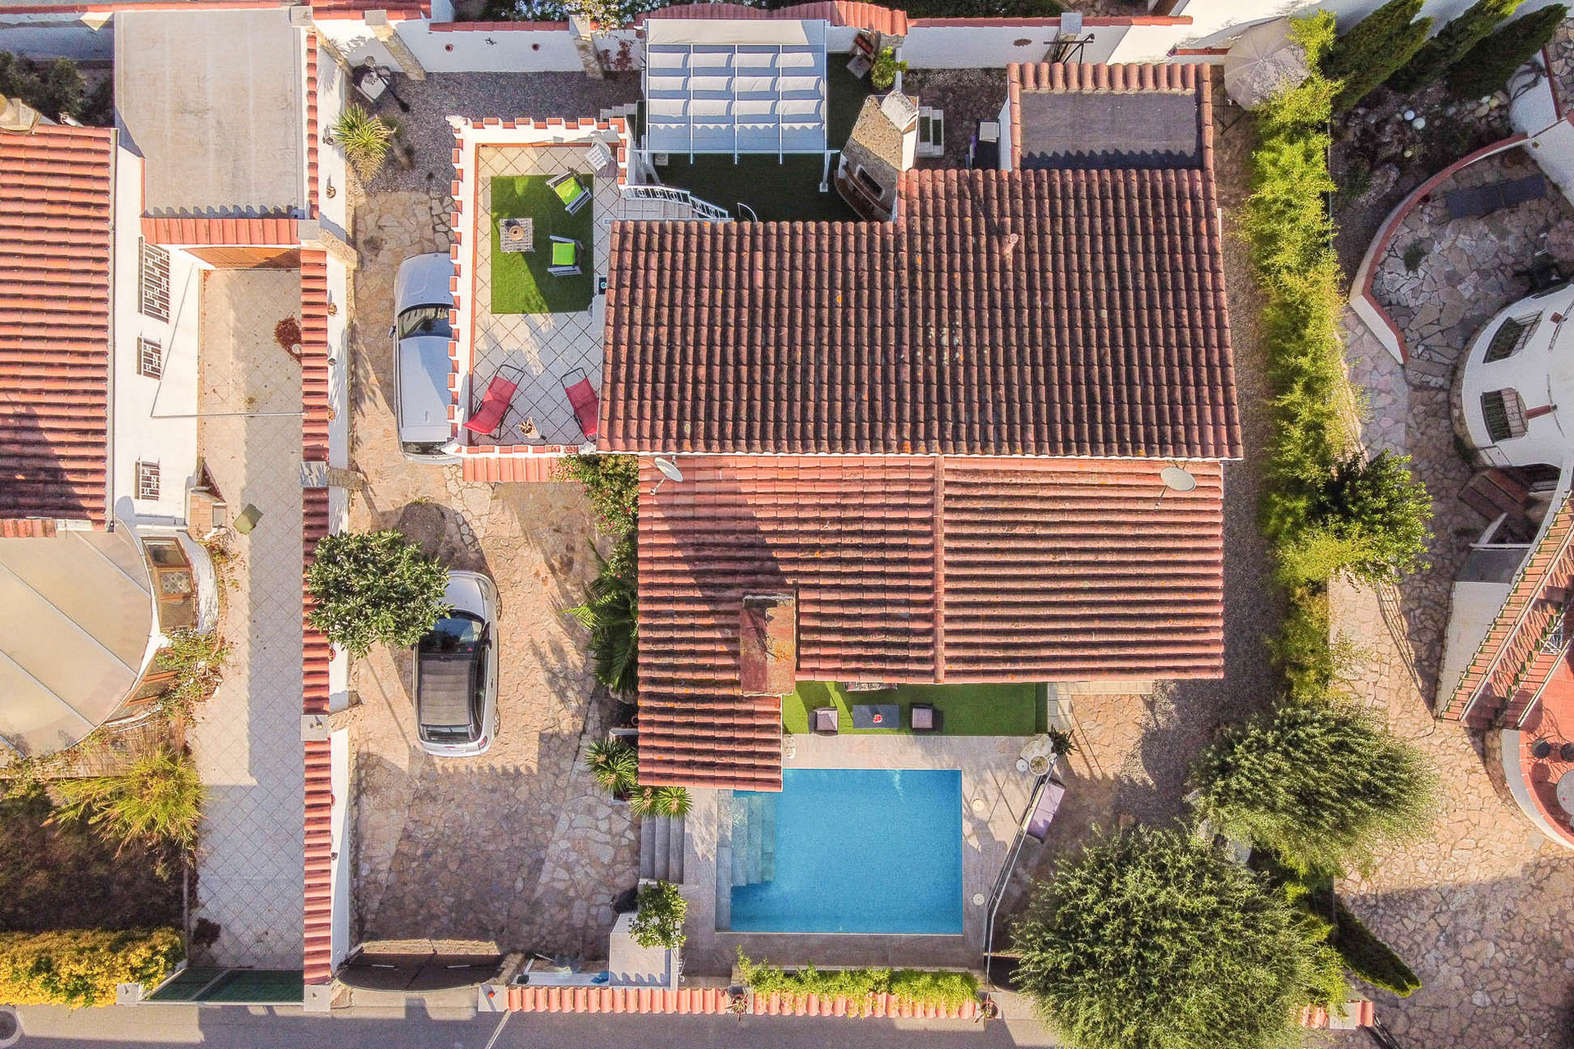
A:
1016 90 1201 171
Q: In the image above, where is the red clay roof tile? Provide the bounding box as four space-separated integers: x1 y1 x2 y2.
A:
0 125 114 525
636 455 1224 789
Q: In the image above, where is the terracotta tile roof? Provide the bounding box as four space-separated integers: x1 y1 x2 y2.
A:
1441 492 1574 726
1008 62 1206 172
641 2 908 35
0 125 115 526
603 73 1238 460
140 216 299 247
636 455 1224 789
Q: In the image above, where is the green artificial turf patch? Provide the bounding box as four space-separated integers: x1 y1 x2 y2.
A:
489 175 594 315
781 681 1040 736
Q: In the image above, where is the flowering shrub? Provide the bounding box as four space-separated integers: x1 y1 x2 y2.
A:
556 453 640 537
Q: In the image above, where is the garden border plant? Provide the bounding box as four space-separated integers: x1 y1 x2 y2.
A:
736 954 979 1015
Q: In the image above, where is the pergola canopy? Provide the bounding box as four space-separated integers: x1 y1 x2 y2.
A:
643 18 828 158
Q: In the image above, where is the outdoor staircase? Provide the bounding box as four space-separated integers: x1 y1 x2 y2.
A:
712 791 777 932
639 812 686 884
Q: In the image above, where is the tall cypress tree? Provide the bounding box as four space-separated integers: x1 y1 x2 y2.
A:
1447 4 1568 99
1323 0 1432 111
1389 0 1525 93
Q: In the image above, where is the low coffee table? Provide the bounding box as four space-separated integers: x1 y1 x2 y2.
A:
851 703 900 730
500 217 534 253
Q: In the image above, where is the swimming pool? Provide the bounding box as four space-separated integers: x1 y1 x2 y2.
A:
728 768 964 935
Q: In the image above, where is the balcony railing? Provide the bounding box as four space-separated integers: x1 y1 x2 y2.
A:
620 184 732 222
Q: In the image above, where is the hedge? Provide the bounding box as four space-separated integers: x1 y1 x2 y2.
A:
736 955 978 1014
0 928 183 1007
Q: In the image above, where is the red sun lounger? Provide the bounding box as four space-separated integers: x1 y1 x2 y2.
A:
463 364 524 437
563 369 599 439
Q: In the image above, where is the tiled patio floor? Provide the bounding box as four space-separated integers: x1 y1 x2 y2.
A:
189 269 307 969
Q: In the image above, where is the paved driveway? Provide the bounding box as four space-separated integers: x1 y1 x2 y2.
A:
345 166 636 958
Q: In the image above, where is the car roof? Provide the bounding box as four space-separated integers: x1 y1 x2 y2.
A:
417 651 476 729
398 334 453 444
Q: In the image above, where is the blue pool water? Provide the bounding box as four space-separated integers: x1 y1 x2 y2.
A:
729 768 963 934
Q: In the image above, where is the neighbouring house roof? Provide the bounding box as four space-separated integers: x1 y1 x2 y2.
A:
602 164 1239 458
0 527 154 758
1008 61 1206 171
115 8 306 220
636 456 1224 789
1440 492 1574 725
0 124 115 526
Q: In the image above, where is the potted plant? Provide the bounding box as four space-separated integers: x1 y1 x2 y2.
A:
870 47 907 92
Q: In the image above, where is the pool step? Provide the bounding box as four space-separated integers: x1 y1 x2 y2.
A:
638 812 686 884
724 793 777 889
715 790 733 930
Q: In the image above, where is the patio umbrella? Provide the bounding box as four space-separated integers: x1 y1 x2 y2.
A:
1223 18 1311 111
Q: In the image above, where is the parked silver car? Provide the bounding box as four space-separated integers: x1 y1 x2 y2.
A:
413 571 499 757
393 253 458 463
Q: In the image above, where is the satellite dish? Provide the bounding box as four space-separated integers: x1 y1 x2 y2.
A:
1159 465 1198 493
650 456 685 496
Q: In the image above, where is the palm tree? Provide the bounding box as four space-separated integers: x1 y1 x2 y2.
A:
587 738 638 797
51 747 205 854
564 539 638 695
630 785 691 818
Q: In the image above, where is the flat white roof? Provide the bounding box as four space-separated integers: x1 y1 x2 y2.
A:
643 19 828 158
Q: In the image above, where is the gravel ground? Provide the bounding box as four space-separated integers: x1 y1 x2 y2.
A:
1000 77 1279 914
358 71 642 195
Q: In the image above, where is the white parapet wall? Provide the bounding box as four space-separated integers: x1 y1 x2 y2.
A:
397 19 588 73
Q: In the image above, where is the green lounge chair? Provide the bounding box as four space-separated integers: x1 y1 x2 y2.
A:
548 236 581 277
548 171 589 214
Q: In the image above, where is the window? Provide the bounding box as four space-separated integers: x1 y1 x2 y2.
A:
138 239 170 321
1481 389 1527 442
1484 314 1538 362
137 336 162 378
135 460 160 500
141 536 195 631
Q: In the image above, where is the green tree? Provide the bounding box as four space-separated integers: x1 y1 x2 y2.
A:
1323 0 1433 111
0 52 109 124
306 530 450 656
1289 451 1433 586
556 453 640 537
1447 4 1568 98
52 748 205 855
629 880 687 949
1012 827 1345 1049
564 534 638 695
1389 0 1525 92
1189 695 1435 876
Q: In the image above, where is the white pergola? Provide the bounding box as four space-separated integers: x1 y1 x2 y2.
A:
643 18 828 161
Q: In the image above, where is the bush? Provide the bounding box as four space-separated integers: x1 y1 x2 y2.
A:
870 48 907 92
332 104 394 179
1282 452 1433 587
629 880 687 949
0 928 183 1007
52 748 205 857
1188 694 1436 876
564 533 638 695
1331 896 1422 996
556 453 640 537
1271 587 1336 700
306 530 450 657
1389 0 1526 93
737 954 978 1013
0 52 110 125
153 628 228 721
1012 827 1344 1049
1323 0 1432 111
1447 4 1567 99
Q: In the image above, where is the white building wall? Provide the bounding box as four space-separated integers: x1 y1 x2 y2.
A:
110 144 203 528
397 20 585 72
329 727 353 969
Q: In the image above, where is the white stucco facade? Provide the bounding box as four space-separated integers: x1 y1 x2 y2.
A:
109 144 204 528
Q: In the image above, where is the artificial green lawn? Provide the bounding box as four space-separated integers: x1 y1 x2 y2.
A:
489 175 593 315
781 681 1042 736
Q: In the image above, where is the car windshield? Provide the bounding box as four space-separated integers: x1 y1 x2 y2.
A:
418 611 484 654
398 305 453 341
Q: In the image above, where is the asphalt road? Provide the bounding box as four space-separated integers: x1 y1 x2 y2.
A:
15 1002 1059 1049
